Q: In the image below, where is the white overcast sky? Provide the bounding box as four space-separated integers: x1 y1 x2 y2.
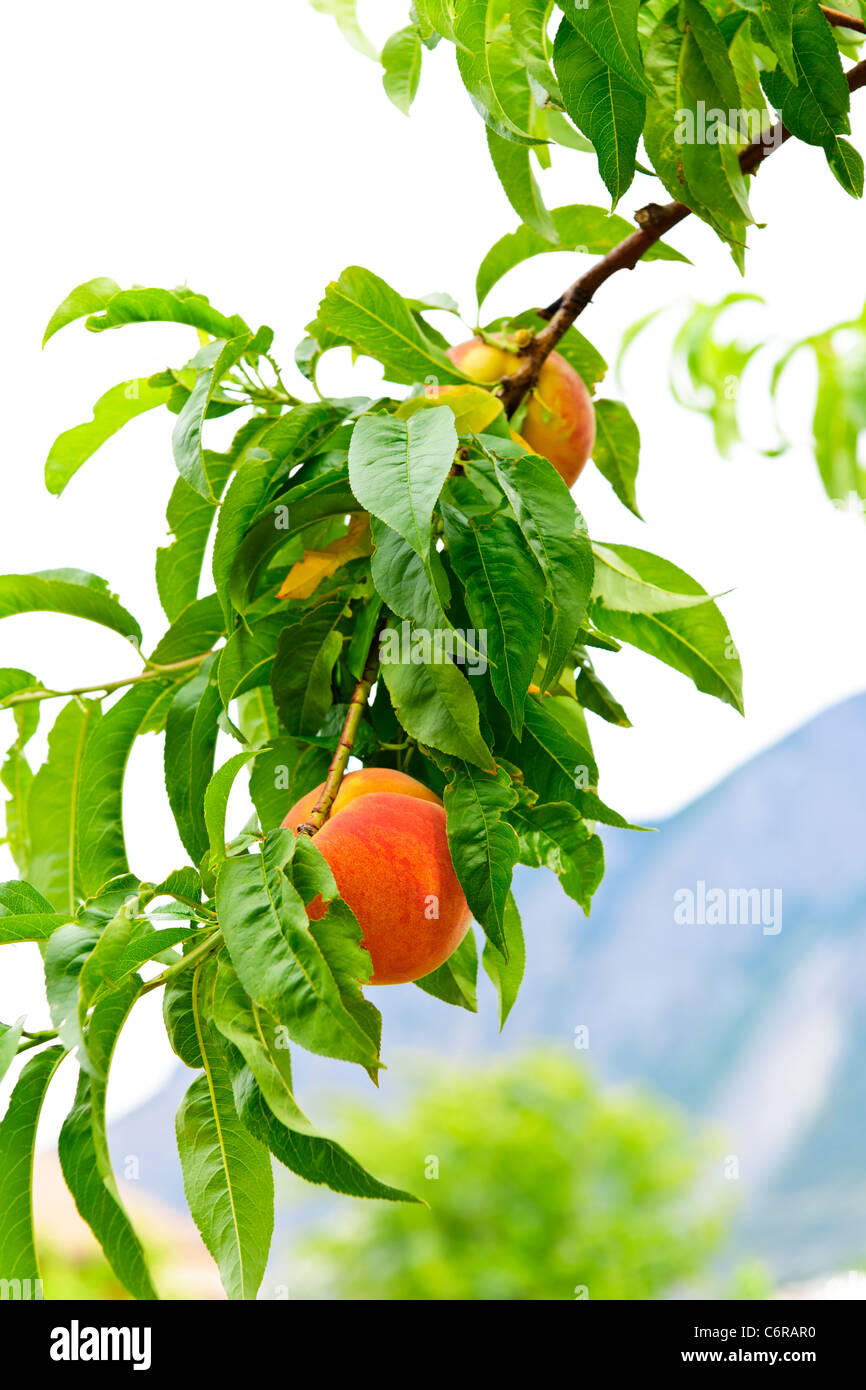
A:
1 1 865 1124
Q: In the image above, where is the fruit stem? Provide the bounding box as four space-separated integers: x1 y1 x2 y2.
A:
296 619 383 836
496 46 866 419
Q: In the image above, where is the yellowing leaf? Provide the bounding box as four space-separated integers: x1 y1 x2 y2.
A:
277 514 370 600
397 384 503 435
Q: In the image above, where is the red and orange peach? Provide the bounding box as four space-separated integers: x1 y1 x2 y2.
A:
283 769 471 986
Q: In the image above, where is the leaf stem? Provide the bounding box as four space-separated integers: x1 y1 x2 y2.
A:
137 930 223 997
16 1028 59 1054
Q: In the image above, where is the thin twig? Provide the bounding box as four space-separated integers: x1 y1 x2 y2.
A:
0 654 209 709
296 618 383 835
497 55 866 416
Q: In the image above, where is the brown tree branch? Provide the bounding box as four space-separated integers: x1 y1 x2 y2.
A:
821 6 866 35
296 615 382 835
498 54 866 416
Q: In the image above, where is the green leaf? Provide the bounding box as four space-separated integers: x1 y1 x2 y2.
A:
309 0 379 58
271 602 345 736
415 928 479 1012
575 659 631 727
219 616 286 708
482 890 525 1026
492 449 593 686
229 1055 420 1202
215 829 380 1070
84 285 248 340
475 203 687 307
684 0 744 112
164 655 222 863
0 1046 66 1283
172 336 252 499
212 956 314 1133
824 135 864 196
523 694 598 784
380 623 494 769
0 881 69 943
109 925 199 986
556 0 652 95
486 127 556 239
317 265 466 386
0 912 71 944
76 680 172 898
755 0 797 83
175 963 274 1300
149 593 224 666
415 0 457 42
442 761 520 951
511 0 561 100
643 11 750 254
0 1016 25 1083
0 571 140 646
592 546 744 712
0 881 55 914
382 25 423 112
371 518 454 636
454 0 542 144
591 399 642 516
42 276 121 345
441 502 545 734
203 751 257 866
156 459 232 623
44 378 172 495
761 0 850 142
553 19 645 206
28 700 101 912
255 400 350 483
58 980 159 1299
349 408 457 560
291 836 382 1078
591 542 719 613
44 922 99 1071
514 800 604 911
1 701 35 874
215 459 291 625
249 739 331 833
221 450 355 619
163 968 203 1069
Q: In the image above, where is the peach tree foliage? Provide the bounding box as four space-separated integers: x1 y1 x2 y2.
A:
0 0 862 1305
352 0 866 241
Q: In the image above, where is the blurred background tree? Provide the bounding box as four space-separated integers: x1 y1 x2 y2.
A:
292 1050 725 1301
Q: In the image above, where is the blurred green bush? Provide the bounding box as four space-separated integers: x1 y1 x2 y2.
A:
294 1049 725 1300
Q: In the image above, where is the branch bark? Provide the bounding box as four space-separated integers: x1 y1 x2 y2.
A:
497 53 866 416
296 615 382 835
821 6 866 35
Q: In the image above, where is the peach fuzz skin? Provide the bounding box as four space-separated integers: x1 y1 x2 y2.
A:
448 337 596 488
285 766 441 829
282 771 471 986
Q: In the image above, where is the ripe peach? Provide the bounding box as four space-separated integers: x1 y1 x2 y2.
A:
285 766 441 830
282 770 470 985
447 336 596 488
